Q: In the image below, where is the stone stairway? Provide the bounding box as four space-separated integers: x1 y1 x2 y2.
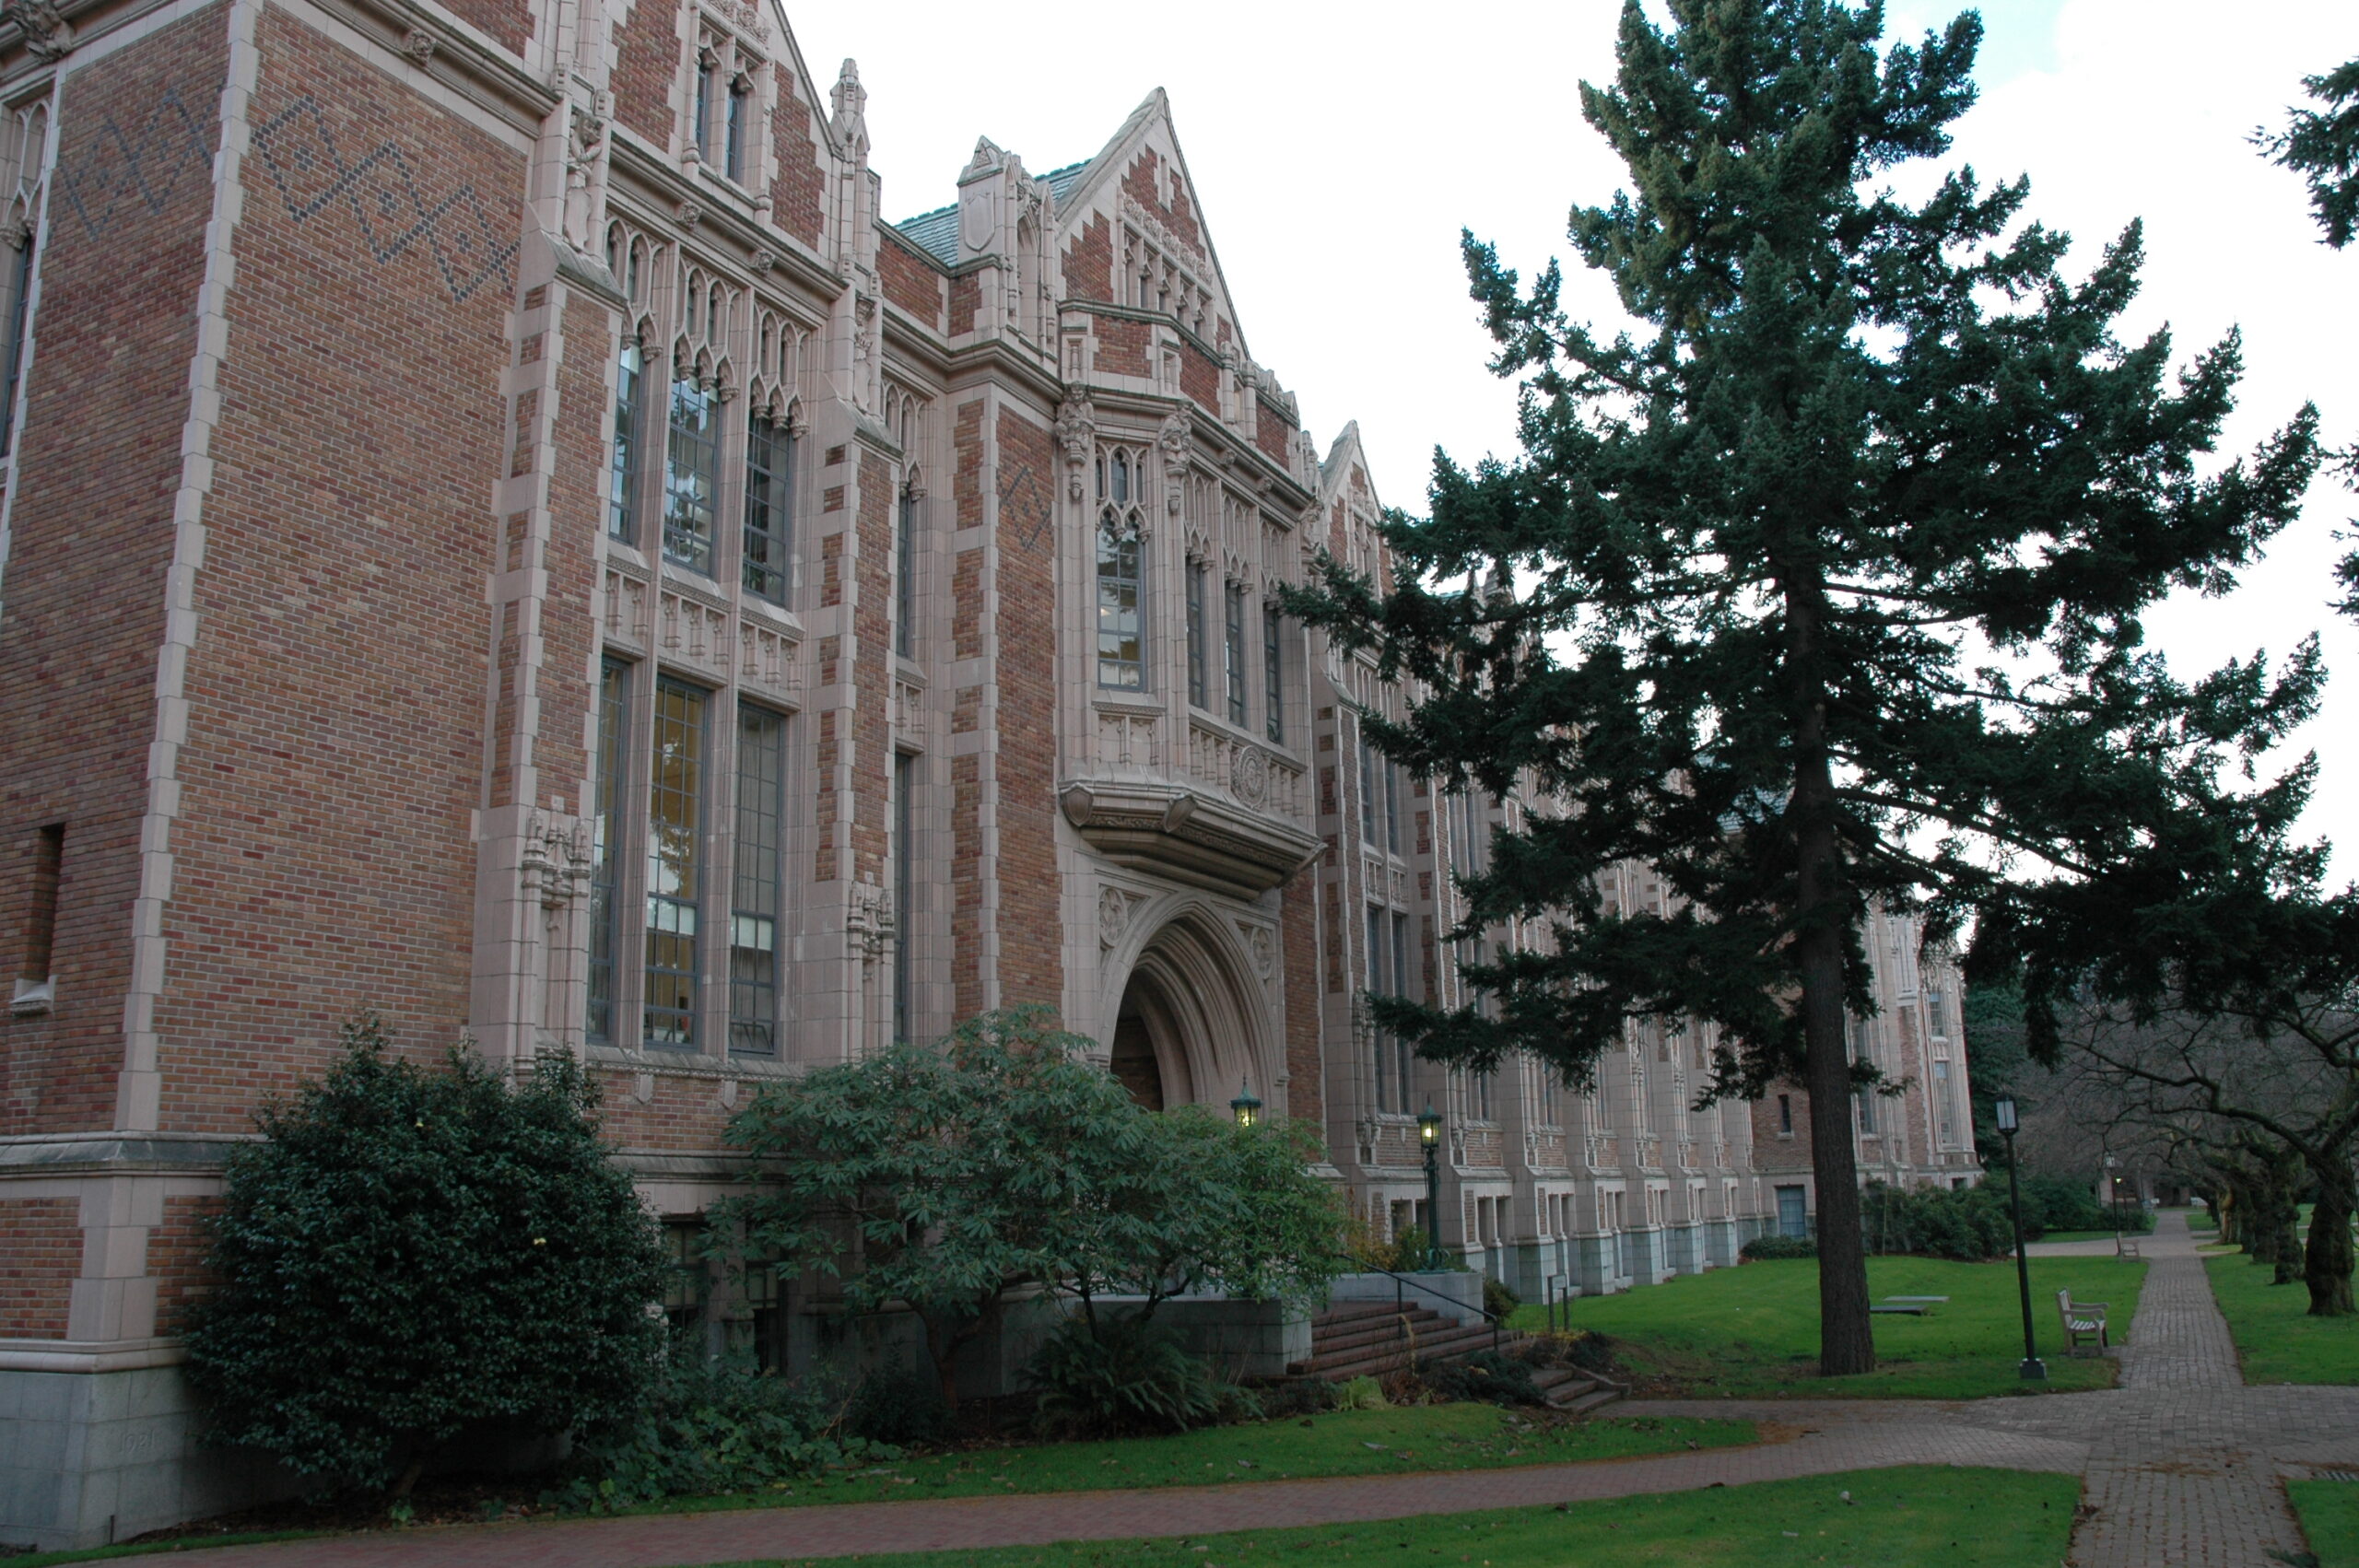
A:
1288 1299 1622 1414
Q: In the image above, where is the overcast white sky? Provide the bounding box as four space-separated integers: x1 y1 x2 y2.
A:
793 1 2359 881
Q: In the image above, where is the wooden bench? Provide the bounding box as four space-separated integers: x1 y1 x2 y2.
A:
2116 1235 2142 1259
2058 1290 2109 1354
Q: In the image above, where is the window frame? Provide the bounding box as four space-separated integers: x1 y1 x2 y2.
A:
742 411 792 603
663 371 722 575
1222 579 1247 726
642 676 710 1049
728 701 787 1059
586 658 631 1044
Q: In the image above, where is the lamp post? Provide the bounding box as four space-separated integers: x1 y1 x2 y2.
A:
1417 1100 1443 1271
1229 1078 1262 1128
1996 1094 2046 1381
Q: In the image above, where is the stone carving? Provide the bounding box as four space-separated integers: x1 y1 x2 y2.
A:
401 28 436 63
14 0 74 62
519 811 591 910
829 58 869 160
1239 921 1274 980
749 247 776 274
1230 743 1269 806
848 876 895 962
1157 411 1191 515
1097 885 1134 949
1055 397 1095 500
675 199 703 228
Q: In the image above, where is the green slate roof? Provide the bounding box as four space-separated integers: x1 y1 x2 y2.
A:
890 159 1091 266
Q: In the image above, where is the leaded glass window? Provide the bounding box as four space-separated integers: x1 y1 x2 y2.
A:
644 679 706 1047
587 659 629 1044
724 80 747 181
694 57 715 162
610 339 643 544
894 752 914 1042
1262 603 1284 743
664 374 720 573
730 704 786 1057
0 238 31 457
1095 450 1144 689
1223 580 1247 725
897 486 917 658
743 414 792 603
1185 561 1207 709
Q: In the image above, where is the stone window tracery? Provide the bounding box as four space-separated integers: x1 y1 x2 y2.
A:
1095 446 1145 690
687 22 766 188
0 100 47 457
729 702 787 1056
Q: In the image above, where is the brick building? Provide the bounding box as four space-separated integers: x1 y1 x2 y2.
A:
0 0 1978 1544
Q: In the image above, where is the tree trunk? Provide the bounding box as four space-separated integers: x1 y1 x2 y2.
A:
1778 561 1872 1378
2304 1170 2355 1317
2265 1148 2304 1284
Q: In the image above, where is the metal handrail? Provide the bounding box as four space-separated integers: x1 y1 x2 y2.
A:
1331 1254 1507 1354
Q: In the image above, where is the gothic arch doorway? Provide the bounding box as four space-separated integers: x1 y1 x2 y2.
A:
1104 907 1271 1114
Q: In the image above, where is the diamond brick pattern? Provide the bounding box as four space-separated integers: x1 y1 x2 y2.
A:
250 94 516 303
56 85 217 238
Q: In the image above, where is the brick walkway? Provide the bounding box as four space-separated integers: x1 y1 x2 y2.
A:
148 1211 2359 1568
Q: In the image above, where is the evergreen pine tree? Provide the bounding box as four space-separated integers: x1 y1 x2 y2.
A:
1287 0 2328 1375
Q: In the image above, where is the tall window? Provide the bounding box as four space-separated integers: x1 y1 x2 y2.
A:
0 237 31 456
1358 733 1379 842
587 660 629 1043
694 55 715 162
1262 604 1284 743
665 374 720 573
1096 451 1144 689
1933 1059 1956 1145
609 340 643 544
1472 1068 1494 1121
644 679 707 1047
1925 988 1948 1038
896 486 917 657
1185 561 1207 709
723 79 747 181
1223 580 1247 726
743 414 791 603
729 704 786 1058
1366 904 1390 1112
16 822 61 991
894 753 914 1041
1458 791 1487 874
1383 762 1401 855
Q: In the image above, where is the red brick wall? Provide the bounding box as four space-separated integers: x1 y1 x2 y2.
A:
1180 340 1219 417
610 0 678 148
440 0 531 57
534 296 615 813
1095 311 1147 378
1255 396 1293 467
1061 213 1111 304
1120 149 1204 264
150 1193 220 1336
595 1069 736 1150
948 272 979 335
992 405 1061 1009
0 1199 79 1337
877 232 943 330
850 451 892 883
767 64 826 250
147 10 526 1132
1282 872 1320 1128
0 5 229 1136
950 402 986 1017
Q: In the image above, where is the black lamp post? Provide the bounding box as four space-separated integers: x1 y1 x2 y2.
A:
1229 1078 1262 1129
1417 1100 1443 1271
1996 1094 2046 1381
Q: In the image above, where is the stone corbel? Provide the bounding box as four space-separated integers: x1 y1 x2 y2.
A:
1055 396 1096 502
17 1 72 62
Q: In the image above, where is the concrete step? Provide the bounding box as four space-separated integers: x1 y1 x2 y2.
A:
1309 1312 1449 1357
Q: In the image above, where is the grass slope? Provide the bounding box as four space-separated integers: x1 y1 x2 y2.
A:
1514 1255 2148 1398
2291 1479 2359 1568
2203 1254 2359 1386
710 1465 2081 1568
629 1406 1755 1513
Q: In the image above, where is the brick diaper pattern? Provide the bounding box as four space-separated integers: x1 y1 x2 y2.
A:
56 85 217 238
251 94 518 303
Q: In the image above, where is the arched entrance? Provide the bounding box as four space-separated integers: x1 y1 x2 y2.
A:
1103 907 1271 1114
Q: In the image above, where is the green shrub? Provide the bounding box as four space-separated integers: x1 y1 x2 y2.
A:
555 1338 892 1512
1860 1181 2016 1260
1025 1312 1252 1435
842 1356 954 1448
1741 1235 1817 1260
1332 1375 1388 1410
1422 1349 1546 1407
183 1014 670 1496
1482 1277 1521 1321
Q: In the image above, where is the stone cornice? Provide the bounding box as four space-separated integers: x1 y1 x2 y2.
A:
0 1131 250 1175
312 0 559 139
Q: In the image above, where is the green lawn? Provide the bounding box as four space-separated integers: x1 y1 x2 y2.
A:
2291 1479 2359 1568
708 1465 2080 1568
2188 1209 2219 1232
1511 1256 2147 1398
626 1405 1755 1514
2203 1254 2359 1385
